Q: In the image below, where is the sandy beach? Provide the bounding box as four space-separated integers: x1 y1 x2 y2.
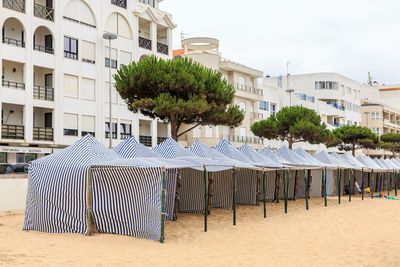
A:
1 194 400 267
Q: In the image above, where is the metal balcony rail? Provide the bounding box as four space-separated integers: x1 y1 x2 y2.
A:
33 127 53 141
64 129 78 136
139 0 155 7
64 51 78 60
3 0 25 13
63 16 96 28
33 85 54 101
250 112 263 120
120 133 131 140
139 135 152 147
2 37 25 48
105 132 117 139
157 43 168 55
82 58 95 64
157 137 167 145
33 3 54 21
111 0 126 8
2 79 25 90
2 124 24 140
222 135 263 145
139 36 152 50
33 44 54 54
233 83 263 96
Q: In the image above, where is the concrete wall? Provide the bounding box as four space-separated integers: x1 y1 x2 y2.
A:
0 178 28 212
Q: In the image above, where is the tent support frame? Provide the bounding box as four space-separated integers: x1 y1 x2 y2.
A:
86 167 93 236
160 167 167 243
305 170 309 210
203 166 208 232
263 170 267 218
233 168 237 225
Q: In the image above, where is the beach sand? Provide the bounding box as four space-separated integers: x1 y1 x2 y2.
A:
1 194 400 267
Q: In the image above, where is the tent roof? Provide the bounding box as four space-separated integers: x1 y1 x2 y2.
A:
315 150 353 168
188 140 254 169
277 146 317 167
260 147 292 165
384 159 399 170
341 154 368 169
357 156 383 171
33 135 121 168
153 138 232 172
294 148 335 168
114 137 161 158
213 139 255 166
389 159 400 168
239 144 284 168
373 158 391 170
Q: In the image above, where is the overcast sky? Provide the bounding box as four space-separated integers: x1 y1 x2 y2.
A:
161 0 400 85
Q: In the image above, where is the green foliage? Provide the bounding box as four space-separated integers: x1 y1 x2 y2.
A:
380 133 400 156
333 125 379 155
251 106 333 149
114 55 244 140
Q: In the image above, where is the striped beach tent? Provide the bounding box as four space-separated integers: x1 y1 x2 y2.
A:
214 139 261 205
114 137 195 221
341 154 368 169
23 135 168 241
153 138 232 214
261 146 291 165
239 144 284 168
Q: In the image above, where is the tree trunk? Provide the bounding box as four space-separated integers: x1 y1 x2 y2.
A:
274 170 281 203
293 170 298 200
352 141 356 156
170 114 179 141
307 169 312 199
207 172 214 215
288 140 293 150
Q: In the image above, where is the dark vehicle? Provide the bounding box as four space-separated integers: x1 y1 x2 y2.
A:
0 164 29 175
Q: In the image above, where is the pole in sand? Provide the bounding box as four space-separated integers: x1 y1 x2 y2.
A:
160 167 167 243
323 168 327 207
338 168 342 205
305 169 309 210
203 165 208 232
263 171 267 218
233 168 236 225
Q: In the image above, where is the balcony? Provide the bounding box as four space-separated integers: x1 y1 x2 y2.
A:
2 37 25 48
33 85 54 101
2 125 24 140
111 0 126 8
2 80 25 90
223 135 263 145
250 112 263 120
139 37 152 50
157 43 168 55
139 135 152 147
33 44 54 54
3 0 25 13
233 83 263 96
139 0 155 7
34 3 54 21
33 127 53 141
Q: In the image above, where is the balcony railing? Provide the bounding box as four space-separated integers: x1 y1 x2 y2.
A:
139 37 152 50
2 125 24 140
33 44 54 54
233 83 263 96
140 135 152 147
250 112 263 120
111 0 126 8
139 0 155 7
33 85 54 101
222 135 263 145
157 43 168 55
2 79 25 90
105 132 117 139
33 127 53 141
157 137 167 145
34 3 54 21
2 37 25 48
120 133 131 140
3 0 25 13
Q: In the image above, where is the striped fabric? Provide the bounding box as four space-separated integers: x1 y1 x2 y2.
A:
24 135 120 234
114 137 162 158
214 139 254 165
261 147 291 165
294 148 333 167
277 146 316 167
90 166 163 241
341 154 367 169
239 144 283 168
178 169 205 213
316 150 353 168
384 159 399 170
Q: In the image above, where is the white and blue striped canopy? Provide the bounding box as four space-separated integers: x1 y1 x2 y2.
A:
330 152 356 169
239 143 283 168
341 153 368 169
373 158 391 170
315 150 353 168
390 159 400 169
357 156 383 171
260 147 291 165
277 146 318 167
384 159 399 170
294 147 335 168
213 139 256 166
188 139 254 169
114 137 161 158
153 138 232 172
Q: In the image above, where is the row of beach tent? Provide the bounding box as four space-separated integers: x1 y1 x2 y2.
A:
23 135 400 242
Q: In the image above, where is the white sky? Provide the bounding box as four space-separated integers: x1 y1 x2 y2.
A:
161 0 400 84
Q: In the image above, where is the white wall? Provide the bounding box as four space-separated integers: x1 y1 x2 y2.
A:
0 179 28 212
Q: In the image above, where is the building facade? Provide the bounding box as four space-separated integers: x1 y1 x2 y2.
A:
1 0 175 163
173 37 265 149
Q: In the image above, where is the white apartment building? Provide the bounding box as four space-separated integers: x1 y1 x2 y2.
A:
173 37 265 149
0 0 176 163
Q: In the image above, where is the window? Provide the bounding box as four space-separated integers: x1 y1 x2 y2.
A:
104 13 132 39
16 153 37 163
111 0 127 8
64 113 78 136
270 103 276 115
371 112 376 120
64 36 78 59
239 101 246 112
346 87 352 94
120 123 132 139
105 47 118 69
259 101 269 111
105 82 118 104
277 76 282 88
205 126 213 138
63 0 96 28
81 78 95 100
81 115 95 137
215 126 219 138
193 126 201 138
64 74 79 98
0 152 6 163
239 76 246 86
105 122 117 139
120 51 132 67
105 58 118 69
139 0 155 7
315 81 338 90
240 127 246 137
81 40 95 64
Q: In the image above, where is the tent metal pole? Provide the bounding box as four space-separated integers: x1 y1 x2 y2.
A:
305 169 309 210
379 173 382 196
338 169 342 204
203 166 208 232
361 168 364 200
387 171 390 196
285 170 289 214
263 170 267 219
324 168 327 207
395 171 398 197
283 170 287 214
371 170 374 199
233 168 237 225
349 169 352 202
86 167 93 236
160 167 167 243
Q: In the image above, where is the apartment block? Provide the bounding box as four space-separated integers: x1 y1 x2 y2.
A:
0 0 176 163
